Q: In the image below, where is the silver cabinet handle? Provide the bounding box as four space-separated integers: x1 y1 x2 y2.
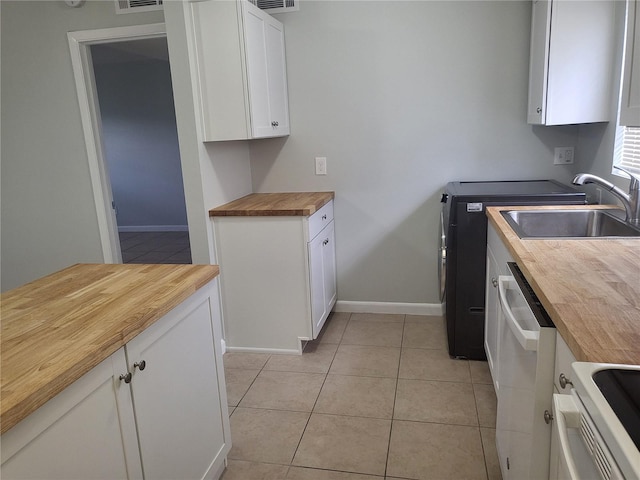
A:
543 410 553 424
491 277 498 288
271 121 279 127
323 239 329 246
134 360 146 371
559 373 573 389
119 372 132 384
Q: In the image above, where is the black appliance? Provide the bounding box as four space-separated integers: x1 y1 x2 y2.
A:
439 180 586 360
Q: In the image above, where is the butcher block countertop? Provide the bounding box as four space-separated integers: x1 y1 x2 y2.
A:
487 205 640 366
0 263 219 435
209 192 334 217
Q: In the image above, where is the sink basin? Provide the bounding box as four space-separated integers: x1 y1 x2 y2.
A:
501 209 640 238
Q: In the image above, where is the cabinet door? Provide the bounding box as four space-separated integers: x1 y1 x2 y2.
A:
243 1 290 138
322 221 337 317
484 244 500 392
309 228 327 338
527 0 551 124
309 221 337 339
126 283 230 480
0 349 142 480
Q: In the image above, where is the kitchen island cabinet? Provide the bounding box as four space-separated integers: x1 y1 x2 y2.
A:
0 264 231 480
210 192 336 354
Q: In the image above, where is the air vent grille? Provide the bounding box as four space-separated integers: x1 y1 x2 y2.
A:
580 414 613 480
249 0 298 13
115 0 163 15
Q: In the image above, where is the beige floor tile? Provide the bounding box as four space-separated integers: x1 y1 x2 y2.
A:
293 413 391 476
314 374 396 419
402 316 447 349
330 344 401 378
224 352 271 369
341 320 404 347
470 361 493 385
394 379 478 426
399 348 471 383
221 459 289 479
225 368 260 406
229 408 310 464
287 466 381 479
387 421 487 480
480 428 502 480
474 383 497 428
264 343 338 374
317 312 350 344
239 370 325 412
350 313 404 323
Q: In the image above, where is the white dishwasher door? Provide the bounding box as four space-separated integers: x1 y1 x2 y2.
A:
495 271 555 480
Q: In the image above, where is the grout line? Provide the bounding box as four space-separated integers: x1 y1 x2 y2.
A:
384 313 406 477
289 312 348 466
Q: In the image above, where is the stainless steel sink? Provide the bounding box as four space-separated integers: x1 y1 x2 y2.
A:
501 209 640 238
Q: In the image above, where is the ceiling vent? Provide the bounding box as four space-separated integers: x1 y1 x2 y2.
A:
115 0 163 15
249 0 299 14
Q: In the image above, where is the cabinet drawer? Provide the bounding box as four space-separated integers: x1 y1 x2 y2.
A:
309 200 334 240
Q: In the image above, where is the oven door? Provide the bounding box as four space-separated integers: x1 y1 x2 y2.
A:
550 392 624 480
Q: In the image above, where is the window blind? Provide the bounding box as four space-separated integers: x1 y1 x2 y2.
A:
614 126 640 175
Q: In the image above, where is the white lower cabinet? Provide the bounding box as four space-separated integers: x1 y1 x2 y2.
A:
0 280 230 480
213 200 337 353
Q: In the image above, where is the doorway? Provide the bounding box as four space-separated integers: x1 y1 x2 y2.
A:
68 24 191 264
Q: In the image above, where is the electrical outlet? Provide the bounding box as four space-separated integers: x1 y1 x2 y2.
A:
553 147 574 165
315 157 327 175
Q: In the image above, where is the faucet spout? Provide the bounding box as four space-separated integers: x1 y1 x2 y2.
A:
572 170 640 226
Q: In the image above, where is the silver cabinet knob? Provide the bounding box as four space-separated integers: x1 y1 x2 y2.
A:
559 373 573 389
119 372 132 384
134 360 146 371
491 277 498 288
544 410 553 424
271 121 279 127
536 107 542 114
322 214 327 220
323 238 329 246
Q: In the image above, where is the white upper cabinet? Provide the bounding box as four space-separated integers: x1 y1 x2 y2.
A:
192 0 290 141
527 0 616 125
621 0 640 126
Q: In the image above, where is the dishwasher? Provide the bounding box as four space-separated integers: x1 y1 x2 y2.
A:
495 262 557 480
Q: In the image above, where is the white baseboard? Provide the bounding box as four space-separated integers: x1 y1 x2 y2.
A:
334 300 444 316
225 345 301 355
118 225 189 232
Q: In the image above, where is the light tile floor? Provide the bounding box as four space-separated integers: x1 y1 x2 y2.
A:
221 312 502 480
118 231 191 264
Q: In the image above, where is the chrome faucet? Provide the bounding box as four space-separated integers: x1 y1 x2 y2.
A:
573 166 640 226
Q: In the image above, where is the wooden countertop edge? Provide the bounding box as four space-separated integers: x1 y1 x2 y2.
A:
209 192 335 217
486 205 640 365
0 264 220 435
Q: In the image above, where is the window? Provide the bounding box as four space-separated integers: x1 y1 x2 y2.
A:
613 125 640 175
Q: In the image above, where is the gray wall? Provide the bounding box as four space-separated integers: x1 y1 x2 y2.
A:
93 55 188 230
250 1 583 304
1 1 164 290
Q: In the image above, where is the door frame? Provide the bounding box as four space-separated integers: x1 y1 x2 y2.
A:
67 23 167 263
